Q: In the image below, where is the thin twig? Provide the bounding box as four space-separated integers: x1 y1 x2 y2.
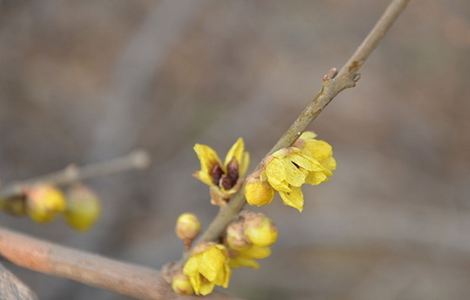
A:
0 150 151 199
0 227 238 300
200 0 411 242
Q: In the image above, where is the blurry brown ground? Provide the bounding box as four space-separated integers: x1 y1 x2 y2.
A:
1 0 470 299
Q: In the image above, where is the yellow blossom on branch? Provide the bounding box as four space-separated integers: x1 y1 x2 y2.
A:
183 243 231 295
225 212 278 269
194 138 249 205
260 131 336 212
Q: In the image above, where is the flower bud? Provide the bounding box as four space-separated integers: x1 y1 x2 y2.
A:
176 213 201 242
171 272 194 295
244 176 274 207
64 185 101 231
26 185 66 223
244 214 278 247
225 221 250 251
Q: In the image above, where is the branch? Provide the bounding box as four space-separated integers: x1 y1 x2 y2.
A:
0 263 37 300
200 0 411 242
0 150 151 199
0 227 237 300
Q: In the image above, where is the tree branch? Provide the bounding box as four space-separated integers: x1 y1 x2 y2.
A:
0 150 151 199
0 227 237 300
200 0 411 242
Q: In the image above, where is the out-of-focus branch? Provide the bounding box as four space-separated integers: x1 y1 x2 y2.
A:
0 227 237 300
0 150 151 199
0 263 37 300
200 0 411 242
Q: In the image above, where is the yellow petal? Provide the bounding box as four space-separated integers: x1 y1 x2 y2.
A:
305 171 328 185
199 248 224 281
183 256 200 276
239 245 271 259
239 152 250 177
224 138 245 167
283 158 307 187
279 187 304 212
322 156 337 172
229 256 260 269
194 144 222 185
299 131 317 140
198 279 215 296
222 262 231 287
289 153 316 171
265 158 291 192
304 139 333 161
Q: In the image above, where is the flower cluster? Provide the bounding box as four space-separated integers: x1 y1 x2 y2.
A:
171 133 336 296
0 183 101 231
245 131 336 212
194 138 249 206
172 211 277 295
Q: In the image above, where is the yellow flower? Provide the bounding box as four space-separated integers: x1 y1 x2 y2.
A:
183 243 231 296
244 176 274 207
64 185 101 231
294 131 337 185
264 149 313 212
264 131 336 212
225 212 277 269
194 138 249 205
26 185 66 223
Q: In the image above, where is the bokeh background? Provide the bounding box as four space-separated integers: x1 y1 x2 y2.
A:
1 0 469 299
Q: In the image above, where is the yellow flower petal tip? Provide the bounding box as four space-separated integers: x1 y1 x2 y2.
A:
64 185 101 231
171 273 194 295
244 177 275 207
176 213 201 242
183 243 231 295
26 185 66 223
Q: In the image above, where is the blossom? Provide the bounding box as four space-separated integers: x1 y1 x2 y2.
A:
183 243 231 295
263 131 336 212
194 138 249 205
225 212 278 269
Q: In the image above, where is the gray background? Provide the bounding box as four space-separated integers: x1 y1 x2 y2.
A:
0 0 469 299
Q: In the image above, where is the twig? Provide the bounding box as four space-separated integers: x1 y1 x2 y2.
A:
0 227 237 300
0 263 37 300
0 150 151 199
200 0 411 242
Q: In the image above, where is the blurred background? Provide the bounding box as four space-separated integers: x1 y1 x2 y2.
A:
0 0 469 299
